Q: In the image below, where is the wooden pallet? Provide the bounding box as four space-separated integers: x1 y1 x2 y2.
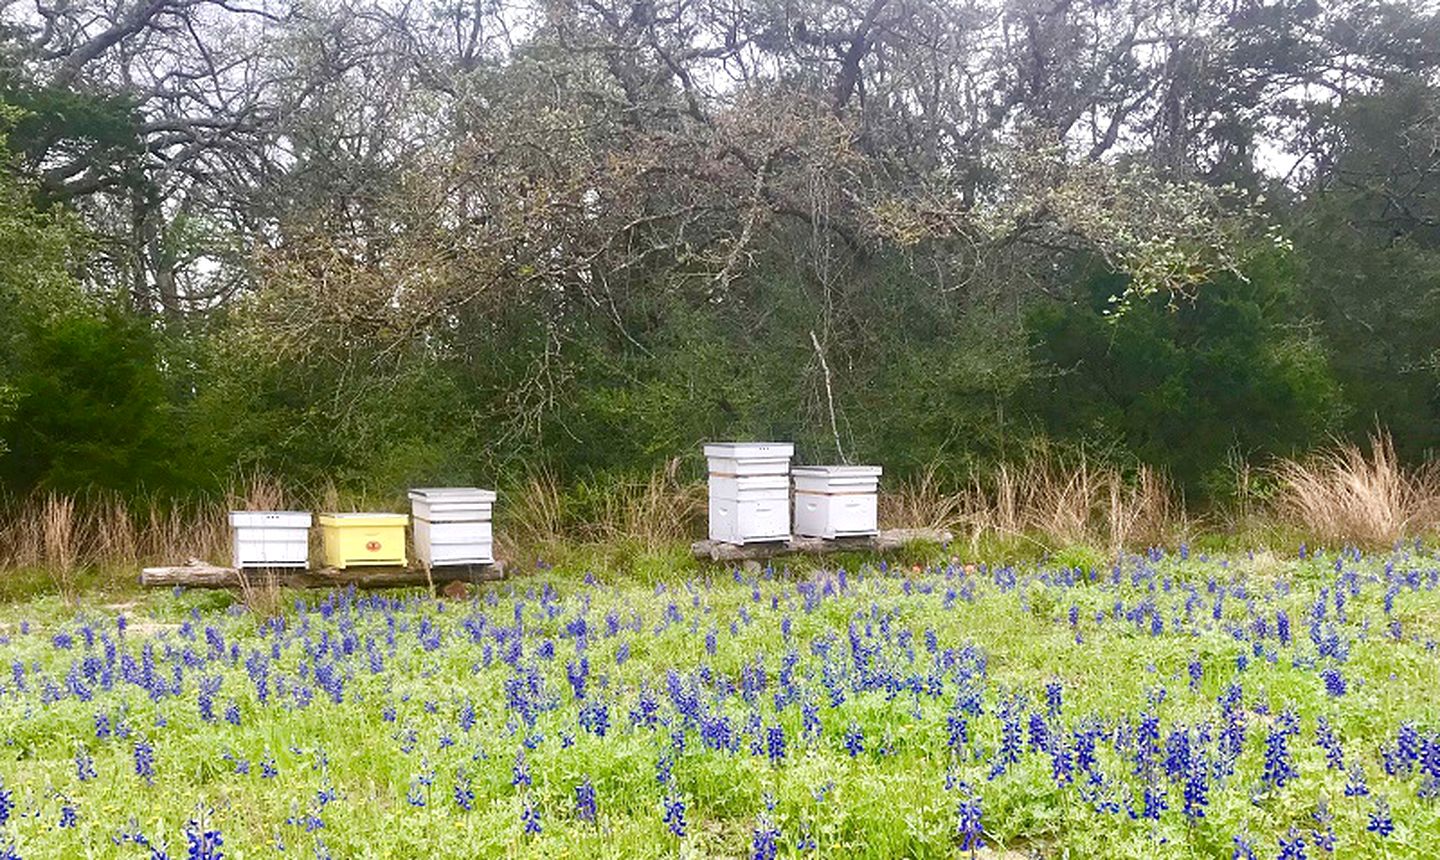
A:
689 528 952 562
141 559 505 590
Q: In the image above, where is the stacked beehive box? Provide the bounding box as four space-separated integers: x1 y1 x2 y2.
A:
791 465 882 539
704 443 794 544
408 487 497 568
228 511 312 569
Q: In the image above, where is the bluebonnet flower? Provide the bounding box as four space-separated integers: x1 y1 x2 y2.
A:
1367 796 1394 837
1134 711 1160 778
1050 737 1073 787
843 723 864 758
75 747 96 782
1385 723 1421 776
1277 827 1307 860
512 748 531 788
1182 756 1209 820
453 769 474 811
801 699 821 739
1028 712 1051 753
60 804 78 828
184 818 223 860
752 817 780 860
1262 710 1299 789
521 802 542 835
579 698 610 737
663 793 687 837
1310 799 1336 852
574 777 596 823
1343 763 1369 797
1162 728 1190 782
1232 833 1258 860
1315 717 1344 770
1045 681 1063 716
1420 731 1440 798
989 695 1024 778
134 739 156 784
956 792 984 855
1276 610 1292 646
766 724 786 765
1140 782 1167 820
566 656 589 700
1320 667 1346 697
0 778 11 827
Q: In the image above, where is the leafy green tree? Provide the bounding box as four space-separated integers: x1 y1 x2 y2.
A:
1291 82 1440 458
0 104 186 493
0 104 82 463
1017 252 1343 494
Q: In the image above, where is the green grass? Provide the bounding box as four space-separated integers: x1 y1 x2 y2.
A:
0 544 1437 858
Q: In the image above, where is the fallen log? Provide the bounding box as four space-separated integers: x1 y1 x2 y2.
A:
690 528 952 562
141 560 505 590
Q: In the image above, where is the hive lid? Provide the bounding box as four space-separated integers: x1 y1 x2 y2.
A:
408 487 497 502
228 510 312 525
703 442 795 458
791 465 882 477
318 512 410 526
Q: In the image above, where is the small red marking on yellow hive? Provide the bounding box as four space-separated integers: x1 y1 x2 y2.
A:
366 540 382 552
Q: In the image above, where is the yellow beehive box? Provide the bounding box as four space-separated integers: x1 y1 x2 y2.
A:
317 513 409 569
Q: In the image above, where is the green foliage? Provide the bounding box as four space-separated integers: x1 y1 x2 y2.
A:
0 83 141 180
0 550 1437 856
1018 251 1343 493
1291 82 1440 459
0 308 186 493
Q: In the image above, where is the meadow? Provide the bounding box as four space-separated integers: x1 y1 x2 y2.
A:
0 541 1437 859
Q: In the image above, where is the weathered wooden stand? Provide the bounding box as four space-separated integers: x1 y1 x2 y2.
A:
141 559 505 590
689 528 952 562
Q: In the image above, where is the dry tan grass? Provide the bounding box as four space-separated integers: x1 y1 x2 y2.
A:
878 464 969 533
41 493 78 603
1270 431 1440 546
881 451 1182 556
496 468 568 560
585 459 706 551
498 461 706 560
0 477 291 581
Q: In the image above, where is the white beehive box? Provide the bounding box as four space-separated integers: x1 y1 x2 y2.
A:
792 465 881 539
705 443 794 544
408 487 497 567
228 511 312 569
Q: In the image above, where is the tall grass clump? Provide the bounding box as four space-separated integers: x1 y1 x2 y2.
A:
41 493 78 603
1270 431 1440 546
0 478 290 589
880 448 1183 557
498 461 705 570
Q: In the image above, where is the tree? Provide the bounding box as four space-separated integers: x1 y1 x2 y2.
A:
1292 80 1440 458
1018 250 1343 493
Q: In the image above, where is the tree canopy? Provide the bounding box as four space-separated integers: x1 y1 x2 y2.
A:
1 0 1438 496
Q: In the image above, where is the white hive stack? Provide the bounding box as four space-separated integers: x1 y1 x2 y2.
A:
791 465 882 539
704 442 794 544
228 511 312 569
408 487 497 568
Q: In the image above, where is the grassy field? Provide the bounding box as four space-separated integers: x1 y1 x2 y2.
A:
0 543 1437 858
